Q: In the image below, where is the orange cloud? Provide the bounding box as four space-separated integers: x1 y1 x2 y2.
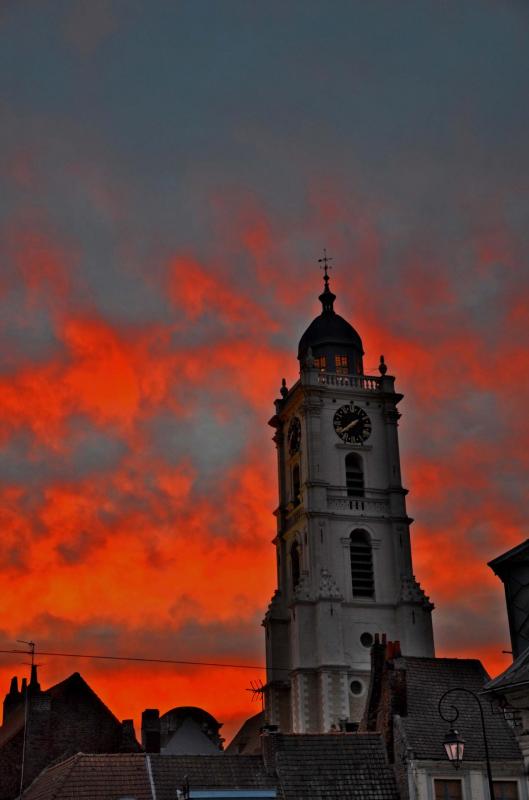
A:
0 197 527 744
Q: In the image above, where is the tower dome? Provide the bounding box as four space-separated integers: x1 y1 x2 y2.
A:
297 268 364 374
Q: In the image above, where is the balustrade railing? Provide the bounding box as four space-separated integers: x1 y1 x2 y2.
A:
316 372 381 390
327 495 389 515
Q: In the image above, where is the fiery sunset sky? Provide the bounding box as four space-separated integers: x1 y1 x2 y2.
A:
1 0 529 742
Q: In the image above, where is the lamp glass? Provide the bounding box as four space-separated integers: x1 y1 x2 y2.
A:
443 728 465 768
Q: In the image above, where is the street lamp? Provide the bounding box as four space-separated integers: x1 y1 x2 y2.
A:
438 687 495 800
443 726 465 767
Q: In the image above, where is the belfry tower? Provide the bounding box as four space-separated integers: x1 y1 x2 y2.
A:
264 261 434 733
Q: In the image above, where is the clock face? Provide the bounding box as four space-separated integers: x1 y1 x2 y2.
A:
287 416 301 455
333 404 372 444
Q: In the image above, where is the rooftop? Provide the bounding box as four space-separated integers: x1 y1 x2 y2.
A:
22 733 398 800
399 657 521 761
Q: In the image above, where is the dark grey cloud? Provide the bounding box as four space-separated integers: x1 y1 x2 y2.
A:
0 289 61 372
4 610 264 671
147 407 251 478
0 418 128 485
435 589 510 661
0 0 527 703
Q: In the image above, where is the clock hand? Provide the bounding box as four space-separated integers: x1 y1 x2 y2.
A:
341 419 360 433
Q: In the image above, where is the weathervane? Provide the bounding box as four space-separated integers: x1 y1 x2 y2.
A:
318 248 333 286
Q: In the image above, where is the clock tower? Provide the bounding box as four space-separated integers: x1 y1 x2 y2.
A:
264 263 434 733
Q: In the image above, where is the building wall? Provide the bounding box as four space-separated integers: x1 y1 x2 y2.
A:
405 762 528 800
0 679 126 799
0 729 24 800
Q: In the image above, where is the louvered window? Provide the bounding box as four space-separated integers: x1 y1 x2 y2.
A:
291 541 300 589
292 465 300 506
350 530 374 598
346 453 364 497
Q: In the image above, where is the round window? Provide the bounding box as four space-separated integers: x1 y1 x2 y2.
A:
360 632 373 648
350 680 363 696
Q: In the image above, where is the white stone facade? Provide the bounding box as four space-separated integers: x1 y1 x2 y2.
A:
264 360 435 733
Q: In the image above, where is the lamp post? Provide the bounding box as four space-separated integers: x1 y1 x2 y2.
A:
438 687 495 800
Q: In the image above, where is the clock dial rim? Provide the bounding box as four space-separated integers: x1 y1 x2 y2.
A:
333 404 372 444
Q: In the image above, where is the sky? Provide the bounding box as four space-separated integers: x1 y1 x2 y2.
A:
1 0 528 743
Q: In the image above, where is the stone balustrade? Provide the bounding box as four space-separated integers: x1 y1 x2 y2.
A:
327 495 389 516
316 372 382 391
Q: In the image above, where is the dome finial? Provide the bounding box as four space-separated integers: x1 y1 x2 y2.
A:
317 248 336 312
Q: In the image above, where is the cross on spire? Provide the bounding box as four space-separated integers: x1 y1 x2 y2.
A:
317 249 336 312
318 248 333 288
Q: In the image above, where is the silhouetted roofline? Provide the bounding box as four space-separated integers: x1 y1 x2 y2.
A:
488 539 529 576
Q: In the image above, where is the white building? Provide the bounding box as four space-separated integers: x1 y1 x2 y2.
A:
264 268 434 733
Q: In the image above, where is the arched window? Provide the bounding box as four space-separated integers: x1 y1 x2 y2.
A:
346 453 364 497
350 530 374 598
292 465 301 506
290 541 301 589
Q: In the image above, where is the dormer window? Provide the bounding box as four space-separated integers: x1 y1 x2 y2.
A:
335 354 348 375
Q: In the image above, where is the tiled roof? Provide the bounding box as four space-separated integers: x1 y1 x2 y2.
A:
274 733 398 800
225 711 265 755
401 657 521 761
151 754 275 800
22 753 275 799
488 539 529 574
22 753 152 799
21 734 398 800
483 647 529 693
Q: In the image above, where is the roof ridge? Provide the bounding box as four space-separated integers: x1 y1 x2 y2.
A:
272 731 381 740
404 655 484 664
484 647 529 690
149 752 263 759
46 673 121 725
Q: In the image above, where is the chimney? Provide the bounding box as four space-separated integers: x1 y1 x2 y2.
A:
28 664 41 695
141 709 160 753
2 676 21 725
260 726 280 776
21 691 52 791
359 632 387 732
21 677 27 698
387 642 407 718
